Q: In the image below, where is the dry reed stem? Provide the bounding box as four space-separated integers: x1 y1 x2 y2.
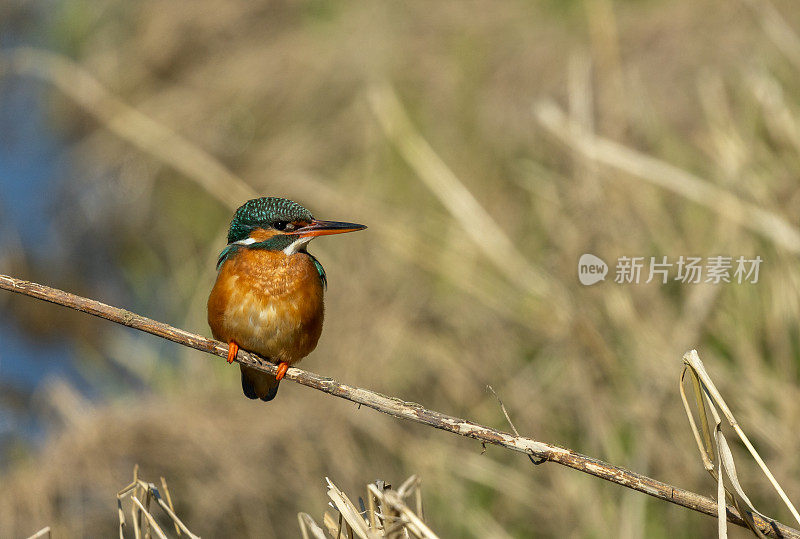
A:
153 494 197 538
117 467 199 539
131 497 167 539
740 0 800 72
325 477 375 538
487 385 545 465
25 527 51 539
1 273 797 538
298 513 327 539
303 476 437 538
160 477 181 537
369 486 437 538
534 100 800 254
681 349 800 537
368 83 563 308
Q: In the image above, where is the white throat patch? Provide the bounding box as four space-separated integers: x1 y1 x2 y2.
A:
233 235 311 255
283 236 313 255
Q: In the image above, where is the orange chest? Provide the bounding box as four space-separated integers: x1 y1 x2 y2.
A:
207 248 325 363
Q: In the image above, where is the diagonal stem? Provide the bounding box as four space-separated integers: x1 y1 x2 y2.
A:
0 273 798 539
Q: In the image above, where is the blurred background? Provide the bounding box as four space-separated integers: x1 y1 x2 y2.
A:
1 0 799 536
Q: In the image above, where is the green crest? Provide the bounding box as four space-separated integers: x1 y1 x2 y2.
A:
227 197 313 244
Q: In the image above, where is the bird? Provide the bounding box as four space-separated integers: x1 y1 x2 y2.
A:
207 197 366 402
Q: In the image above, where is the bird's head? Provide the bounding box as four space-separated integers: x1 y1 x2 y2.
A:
226 197 366 255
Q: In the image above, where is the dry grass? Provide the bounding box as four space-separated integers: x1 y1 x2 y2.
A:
299 475 435 538
116 465 199 539
681 350 800 535
2 0 800 537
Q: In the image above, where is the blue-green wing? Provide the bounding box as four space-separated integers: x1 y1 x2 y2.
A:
216 244 240 270
307 253 327 290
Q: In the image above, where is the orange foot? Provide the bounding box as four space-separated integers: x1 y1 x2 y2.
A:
226 341 239 364
276 362 288 381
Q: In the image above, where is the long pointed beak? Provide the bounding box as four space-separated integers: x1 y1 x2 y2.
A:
297 219 367 238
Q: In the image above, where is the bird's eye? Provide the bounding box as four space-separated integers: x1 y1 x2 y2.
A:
273 221 296 232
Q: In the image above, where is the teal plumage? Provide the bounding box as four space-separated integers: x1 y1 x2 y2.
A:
227 197 313 243
308 253 327 290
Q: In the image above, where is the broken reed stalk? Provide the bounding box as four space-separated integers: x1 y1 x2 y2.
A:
1 273 797 539
117 465 199 539
302 476 436 538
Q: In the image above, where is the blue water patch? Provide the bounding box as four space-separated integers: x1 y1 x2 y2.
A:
0 77 64 254
0 9 85 459
0 321 77 388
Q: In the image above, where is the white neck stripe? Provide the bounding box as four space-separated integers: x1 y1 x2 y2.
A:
232 235 311 255
283 236 312 255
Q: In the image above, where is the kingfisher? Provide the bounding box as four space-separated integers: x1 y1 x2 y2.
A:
207 197 366 402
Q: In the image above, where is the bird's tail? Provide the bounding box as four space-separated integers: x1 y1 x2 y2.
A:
240 365 280 402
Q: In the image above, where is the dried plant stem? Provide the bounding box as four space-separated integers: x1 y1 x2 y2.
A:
298 513 327 539
369 83 562 307
682 350 800 530
131 497 167 539
159 477 181 537
25 527 51 539
1 273 797 539
535 99 800 254
117 467 199 539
